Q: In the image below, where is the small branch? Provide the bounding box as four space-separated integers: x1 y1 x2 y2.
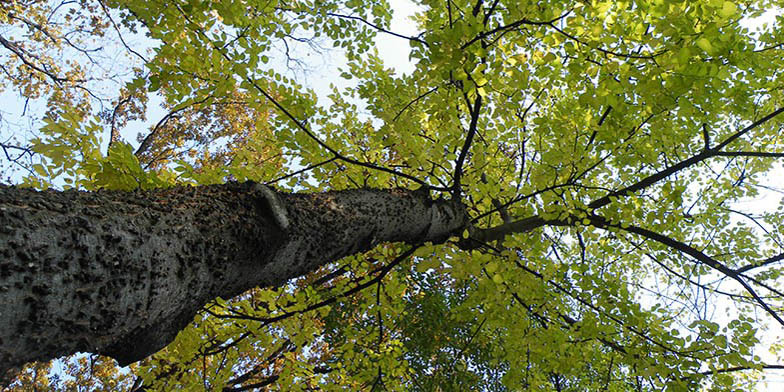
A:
495 241 694 357
515 88 545 125
264 157 338 185
701 123 711 150
446 0 454 28
208 247 419 325
97 0 149 64
691 364 784 377
171 4 442 190
472 182 574 222
714 106 784 151
480 173 510 223
0 142 34 163
106 96 132 153
587 106 613 147
471 0 483 17
626 238 749 300
392 85 440 122
753 42 784 53
547 22 663 60
597 105 612 126
135 94 214 157
249 77 443 189
482 0 502 26
326 12 429 47
461 13 569 50
735 252 784 274
0 35 84 85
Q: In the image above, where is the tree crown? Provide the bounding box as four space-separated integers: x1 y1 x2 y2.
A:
2 0 784 390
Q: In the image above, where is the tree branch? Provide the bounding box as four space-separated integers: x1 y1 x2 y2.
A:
588 106 784 209
460 215 568 249
453 94 482 198
586 214 784 327
135 94 214 157
735 252 784 274
326 12 429 46
460 13 569 50
392 85 440 122
0 35 84 85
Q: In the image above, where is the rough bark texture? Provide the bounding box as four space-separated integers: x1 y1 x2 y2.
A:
0 182 467 379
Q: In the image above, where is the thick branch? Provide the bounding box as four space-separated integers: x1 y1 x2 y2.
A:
460 215 566 249
453 94 482 197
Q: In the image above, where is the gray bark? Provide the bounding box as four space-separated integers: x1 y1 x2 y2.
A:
0 182 467 379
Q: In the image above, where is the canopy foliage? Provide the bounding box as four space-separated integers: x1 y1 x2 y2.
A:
2 0 784 390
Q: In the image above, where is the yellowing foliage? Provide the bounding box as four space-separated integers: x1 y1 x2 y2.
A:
3 0 784 390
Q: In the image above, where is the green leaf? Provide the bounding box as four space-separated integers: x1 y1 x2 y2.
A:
696 37 714 54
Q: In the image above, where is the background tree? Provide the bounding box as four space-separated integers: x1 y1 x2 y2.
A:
2 0 784 390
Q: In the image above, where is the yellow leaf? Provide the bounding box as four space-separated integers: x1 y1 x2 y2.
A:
486 261 498 274
696 38 713 54
718 2 737 19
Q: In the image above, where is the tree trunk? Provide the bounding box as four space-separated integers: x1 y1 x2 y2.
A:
0 182 467 378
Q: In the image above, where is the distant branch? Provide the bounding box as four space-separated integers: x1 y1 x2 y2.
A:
249 78 444 189
135 94 214 158
264 157 338 185
753 42 784 53
715 151 784 158
493 241 695 358
692 364 784 377
0 142 34 163
107 96 132 152
97 0 149 64
471 182 575 222
0 35 85 85
205 246 419 325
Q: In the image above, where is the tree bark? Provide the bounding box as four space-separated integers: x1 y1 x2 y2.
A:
0 182 467 379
